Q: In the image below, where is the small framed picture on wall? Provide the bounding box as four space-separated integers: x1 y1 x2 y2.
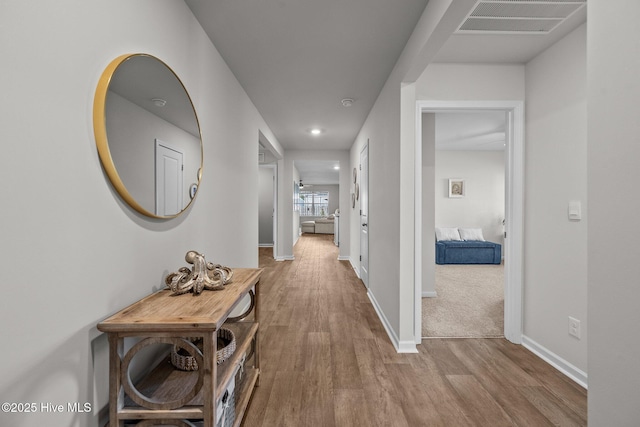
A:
448 179 465 198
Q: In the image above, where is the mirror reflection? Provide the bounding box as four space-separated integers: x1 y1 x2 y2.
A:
94 54 202 218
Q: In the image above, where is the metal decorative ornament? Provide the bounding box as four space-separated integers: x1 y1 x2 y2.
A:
165 251 234 295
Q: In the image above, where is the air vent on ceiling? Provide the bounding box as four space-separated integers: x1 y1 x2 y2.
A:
457 0 586 35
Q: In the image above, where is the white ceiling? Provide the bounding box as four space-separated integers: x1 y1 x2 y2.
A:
434 2 586 63
186 0 587 180
295 160 341 185
436 111 506 151
185 0 429 151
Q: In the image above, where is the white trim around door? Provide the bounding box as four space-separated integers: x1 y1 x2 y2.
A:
360 143 370 289
414 100 524 345
259 163 278 259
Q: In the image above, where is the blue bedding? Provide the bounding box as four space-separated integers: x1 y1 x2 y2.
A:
436 240 502 264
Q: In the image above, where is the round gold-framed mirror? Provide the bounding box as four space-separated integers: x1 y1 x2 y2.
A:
94 54 203 218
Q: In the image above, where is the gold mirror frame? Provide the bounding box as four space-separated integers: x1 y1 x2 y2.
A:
94 53 203 219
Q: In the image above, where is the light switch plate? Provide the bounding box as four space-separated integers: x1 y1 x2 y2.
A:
568 200 581 221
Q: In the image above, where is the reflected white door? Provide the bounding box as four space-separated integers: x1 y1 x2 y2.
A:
360 143 369 287
155 139 183 216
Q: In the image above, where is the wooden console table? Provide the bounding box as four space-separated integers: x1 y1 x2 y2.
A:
97 268 262 427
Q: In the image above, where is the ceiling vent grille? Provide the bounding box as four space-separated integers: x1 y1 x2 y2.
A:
457 0 586 35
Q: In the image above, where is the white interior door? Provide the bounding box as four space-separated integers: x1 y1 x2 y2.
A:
155 139 184 216
258 165 277 253
272 165 278 259
360 143 369 287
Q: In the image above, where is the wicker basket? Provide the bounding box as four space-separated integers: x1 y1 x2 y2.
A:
171 328 236 371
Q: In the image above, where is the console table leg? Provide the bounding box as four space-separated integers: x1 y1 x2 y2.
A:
202 331 217 427
108 334 124 427
255 281 261 387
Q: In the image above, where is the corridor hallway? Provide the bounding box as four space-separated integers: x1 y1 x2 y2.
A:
242 234 586 426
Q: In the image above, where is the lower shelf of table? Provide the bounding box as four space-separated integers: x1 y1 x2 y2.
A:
117 322 258 425
121 368 259 426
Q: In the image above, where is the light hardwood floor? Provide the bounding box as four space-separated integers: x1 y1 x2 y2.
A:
243 234 587 426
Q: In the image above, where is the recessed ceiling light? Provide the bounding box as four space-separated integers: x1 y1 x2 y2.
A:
151 98 166 107
341 98 354 107
310 128 321 135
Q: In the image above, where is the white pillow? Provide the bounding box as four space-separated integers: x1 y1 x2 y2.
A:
459 228 485 241
435 227 462 241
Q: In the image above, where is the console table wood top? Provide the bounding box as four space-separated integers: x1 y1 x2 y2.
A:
97 267 262 333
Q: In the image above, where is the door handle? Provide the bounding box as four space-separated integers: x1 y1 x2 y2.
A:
362 223 368 227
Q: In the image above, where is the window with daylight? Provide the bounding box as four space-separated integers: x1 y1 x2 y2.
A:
295 190 329 217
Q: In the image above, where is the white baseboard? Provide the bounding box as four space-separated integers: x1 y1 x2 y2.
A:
422 291 437 298
258 243 273 248
275 255 294 261
337 256 350 261
349 258 361 278
368 290 418 354
522 335 588 389
397 339 419 353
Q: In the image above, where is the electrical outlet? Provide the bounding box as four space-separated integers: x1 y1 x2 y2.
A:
569 317 581 339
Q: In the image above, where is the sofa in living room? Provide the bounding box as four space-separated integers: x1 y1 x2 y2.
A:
435 227 502 265
301 215 335 234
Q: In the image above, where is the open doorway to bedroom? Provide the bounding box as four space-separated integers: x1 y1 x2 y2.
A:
415 100 524 345
425 110 506 338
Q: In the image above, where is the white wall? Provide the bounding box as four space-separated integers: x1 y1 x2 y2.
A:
349 79 403 339
349 0 481 349
417 63 525 101
435 150 505 246
588 1 640 423
0 1 279 426
524 24 587 373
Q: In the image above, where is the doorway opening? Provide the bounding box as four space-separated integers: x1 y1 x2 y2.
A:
259 164 277 258
258 131 282 260
414 100 524 345
294 160 341 247
426 110 506 338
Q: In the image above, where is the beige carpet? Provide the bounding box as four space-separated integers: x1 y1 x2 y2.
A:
422 263 504 338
